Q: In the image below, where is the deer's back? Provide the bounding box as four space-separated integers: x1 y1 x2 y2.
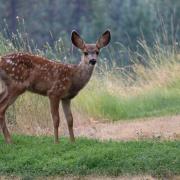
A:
0 53 76 97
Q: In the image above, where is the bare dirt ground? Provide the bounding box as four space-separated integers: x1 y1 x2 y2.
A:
9 112 180 141
71 114 180 141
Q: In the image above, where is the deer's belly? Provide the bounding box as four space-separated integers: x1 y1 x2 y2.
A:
28 81 51 95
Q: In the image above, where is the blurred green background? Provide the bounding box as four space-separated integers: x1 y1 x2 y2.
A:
0 0 179 52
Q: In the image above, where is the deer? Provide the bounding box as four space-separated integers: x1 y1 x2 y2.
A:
0 30 111 144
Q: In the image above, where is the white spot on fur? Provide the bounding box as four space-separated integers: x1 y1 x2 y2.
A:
6 59 16 66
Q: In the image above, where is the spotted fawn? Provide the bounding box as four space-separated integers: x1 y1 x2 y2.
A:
0 30 111 143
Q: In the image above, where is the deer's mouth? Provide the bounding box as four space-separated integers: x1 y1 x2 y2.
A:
89 59 96 65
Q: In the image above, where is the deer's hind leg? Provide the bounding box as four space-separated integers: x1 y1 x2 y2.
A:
0 111 11 143
0 84 24 143
0 85 12 143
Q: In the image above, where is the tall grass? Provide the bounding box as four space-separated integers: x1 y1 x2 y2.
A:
0 25 180 124
74 40 180 120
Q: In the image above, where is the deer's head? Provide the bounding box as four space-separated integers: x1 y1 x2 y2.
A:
71 30 111 66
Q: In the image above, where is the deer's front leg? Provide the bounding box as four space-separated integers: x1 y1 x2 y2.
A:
62 99 75 142
49 96 60 143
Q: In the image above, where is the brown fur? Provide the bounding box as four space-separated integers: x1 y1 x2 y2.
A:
0 30 111 143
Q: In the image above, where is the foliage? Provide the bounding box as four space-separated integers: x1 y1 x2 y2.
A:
0 0 179 52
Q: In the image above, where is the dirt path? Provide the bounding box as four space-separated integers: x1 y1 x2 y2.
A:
67 114 180 141
9 113 180 141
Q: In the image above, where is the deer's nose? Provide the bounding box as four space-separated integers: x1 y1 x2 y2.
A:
89 59 96 65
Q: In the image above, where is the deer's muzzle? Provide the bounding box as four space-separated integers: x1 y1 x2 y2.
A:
89 59 96 65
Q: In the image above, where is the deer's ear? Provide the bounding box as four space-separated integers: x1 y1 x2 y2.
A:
71 30 85 50
96 30 111 49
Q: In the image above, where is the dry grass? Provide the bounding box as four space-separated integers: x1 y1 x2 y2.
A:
4 53 179 136
7 93 51 136
102 52 180 97
0 32 179 131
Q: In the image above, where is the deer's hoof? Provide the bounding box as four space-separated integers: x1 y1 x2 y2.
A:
54 140 59 144
70 138 75 143
6 139 13 144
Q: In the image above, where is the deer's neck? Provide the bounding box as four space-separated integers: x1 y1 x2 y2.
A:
69 59 94 96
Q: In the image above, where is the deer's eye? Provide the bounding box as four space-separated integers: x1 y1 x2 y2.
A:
96 51 99 55
84 52 88 56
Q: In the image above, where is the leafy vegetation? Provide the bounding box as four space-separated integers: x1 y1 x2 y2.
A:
0 0 180 52
0 135 179 177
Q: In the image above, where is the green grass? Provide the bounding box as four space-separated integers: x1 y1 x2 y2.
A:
0 135 179 177
74 81 180 121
